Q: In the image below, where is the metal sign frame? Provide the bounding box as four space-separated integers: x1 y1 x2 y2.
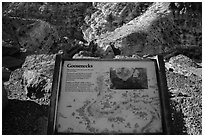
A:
47 55 172 135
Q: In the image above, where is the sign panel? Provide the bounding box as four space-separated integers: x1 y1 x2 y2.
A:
48 55 171 134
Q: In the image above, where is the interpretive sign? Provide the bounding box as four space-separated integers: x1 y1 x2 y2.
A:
48 55 171 135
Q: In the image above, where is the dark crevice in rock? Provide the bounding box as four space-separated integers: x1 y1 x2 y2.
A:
170 100 188 135
26 79 47 100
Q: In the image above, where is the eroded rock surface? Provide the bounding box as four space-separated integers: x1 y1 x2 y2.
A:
166 70 202 135
83 3 175 57
83 2 201 60
165 54 202 77
4 54 56 105
17 19 59 54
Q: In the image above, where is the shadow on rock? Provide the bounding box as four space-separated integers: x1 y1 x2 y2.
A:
2 99 48 135
169 100 187 135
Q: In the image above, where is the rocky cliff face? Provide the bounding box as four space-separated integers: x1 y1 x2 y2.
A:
84 3 172 55
83 2 201 60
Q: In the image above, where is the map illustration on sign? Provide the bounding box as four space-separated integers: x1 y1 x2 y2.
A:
56 60 163 134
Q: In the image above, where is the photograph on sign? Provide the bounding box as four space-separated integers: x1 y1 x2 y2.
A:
110 67 148 89
52 59 166 134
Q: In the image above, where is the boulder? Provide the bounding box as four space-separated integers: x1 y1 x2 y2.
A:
83 2 153 42
83 2 176 57
165 54 202 77
4 54 56 105
83 2 201 59
17 20 60 54
3 16 60 54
